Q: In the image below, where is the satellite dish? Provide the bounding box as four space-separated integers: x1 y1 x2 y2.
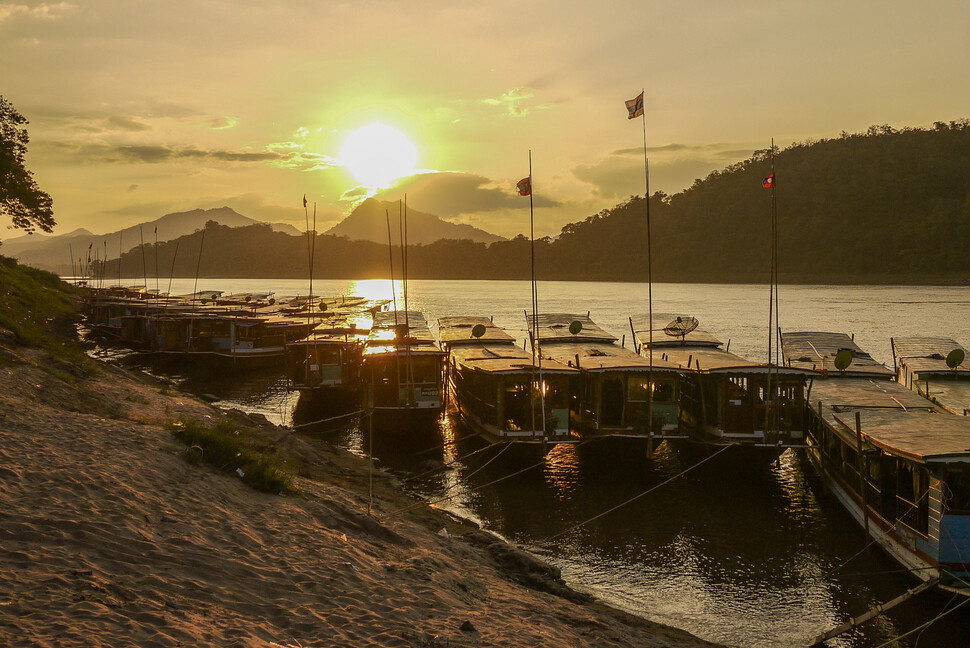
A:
319 303 327 312
946 348 965 369
568 320 583 335
834 349 853 371
268 298 275 305
663 316 699 339
471 323 487 338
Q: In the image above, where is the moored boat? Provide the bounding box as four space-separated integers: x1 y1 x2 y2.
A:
363 310 446 436
783 331 970 594
892 336 970 415
528 313 685 455
632 314 809 454
438 316 577 457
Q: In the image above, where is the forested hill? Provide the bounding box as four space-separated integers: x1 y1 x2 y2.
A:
547 121 970 283
106 122 970 284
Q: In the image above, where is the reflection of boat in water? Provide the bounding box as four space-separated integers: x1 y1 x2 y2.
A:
529 313 685 456
363 310 446 436
632 314 810 454
892 336 970 416
438 316 576 458
783 331 970 597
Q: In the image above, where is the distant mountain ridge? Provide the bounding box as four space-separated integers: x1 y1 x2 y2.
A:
325 198 505 245
1 207 301 272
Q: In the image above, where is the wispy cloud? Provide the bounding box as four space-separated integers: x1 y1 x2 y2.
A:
206 116 238 130
482 87 537 117
104 115 151 132
0 2 74 23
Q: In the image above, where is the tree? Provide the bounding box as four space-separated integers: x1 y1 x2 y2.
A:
1 96 54 234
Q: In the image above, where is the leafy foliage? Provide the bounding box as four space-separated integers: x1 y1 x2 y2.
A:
0 96 54 234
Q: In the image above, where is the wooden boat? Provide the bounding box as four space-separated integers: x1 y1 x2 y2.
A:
146 312 315 369
783 331 970 594
438 316 577 454
892 336 970 416
631 314 809 452
286 300 387 425
363 310 446 434
527 313 685 454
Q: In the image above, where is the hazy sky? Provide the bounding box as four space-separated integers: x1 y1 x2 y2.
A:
3 1 968 239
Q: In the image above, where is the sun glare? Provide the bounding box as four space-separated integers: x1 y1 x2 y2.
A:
340 123 417 188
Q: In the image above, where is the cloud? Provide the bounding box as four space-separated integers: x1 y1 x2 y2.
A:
575 142 762 198
104 115 151 132
0 2 73 23
482 87 537 117
206 116 238 130
375 171 558 218
126 184 138 192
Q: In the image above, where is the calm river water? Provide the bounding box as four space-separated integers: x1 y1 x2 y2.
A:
144 279 970 648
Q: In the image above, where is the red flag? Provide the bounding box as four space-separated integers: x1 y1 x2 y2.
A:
302 194 308 208
625 91 644 119
762 173 775 189
516 176 532 196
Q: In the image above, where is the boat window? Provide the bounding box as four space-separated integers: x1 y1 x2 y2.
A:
942 463 970 514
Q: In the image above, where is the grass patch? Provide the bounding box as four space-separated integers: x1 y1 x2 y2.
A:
0 255 87 367
166 418 299 495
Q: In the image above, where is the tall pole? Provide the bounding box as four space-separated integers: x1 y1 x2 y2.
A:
167 240 180 298
641 89 654 441
765 139 777 435
139 226 148 289
154 227 159 295
118 230 123 287
192 228 205 303
528 151 545 439
385 210 398 315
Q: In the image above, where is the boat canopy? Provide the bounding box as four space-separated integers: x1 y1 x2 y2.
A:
437 316 516 348
528 313 617 344
893 337 970 377
782 331 895 378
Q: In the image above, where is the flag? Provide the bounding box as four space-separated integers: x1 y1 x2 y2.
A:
303 194 308 208
762 173 775 189
625 91 644 119
516 176 532 196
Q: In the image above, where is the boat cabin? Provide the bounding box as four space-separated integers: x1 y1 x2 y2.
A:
892 336 970 416
439 316 577 445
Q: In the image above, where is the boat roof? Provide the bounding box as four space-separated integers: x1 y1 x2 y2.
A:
809 378 970 461
449 344 576 375
437 316 516 347
782 331 895 378
528 313 617 344
364 310 443 356
630 313 723 349
655 346 806 375
893 336 970 377
539 340 683 373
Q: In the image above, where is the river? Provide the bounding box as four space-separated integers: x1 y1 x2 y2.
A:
127 278 970 648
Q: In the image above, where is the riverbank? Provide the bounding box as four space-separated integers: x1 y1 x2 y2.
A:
0 337 725 647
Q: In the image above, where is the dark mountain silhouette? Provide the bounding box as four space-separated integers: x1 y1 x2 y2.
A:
96 121 970 284
1 207 301 272
325 198 505 245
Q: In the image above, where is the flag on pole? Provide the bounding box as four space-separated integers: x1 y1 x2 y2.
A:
516 176 532 196
762 173 775 188
303 194 308 208
625 91 644 119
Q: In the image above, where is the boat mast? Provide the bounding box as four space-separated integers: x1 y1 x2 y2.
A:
527 151 546 439
639 89 654 441
765 139 778 434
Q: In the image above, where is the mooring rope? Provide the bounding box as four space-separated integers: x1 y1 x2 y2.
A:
535 443 737 544
290 409 364 429
401 440 507 484
377 442 551 522
870 593 970 648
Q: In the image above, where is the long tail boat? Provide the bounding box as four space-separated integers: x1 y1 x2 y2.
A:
438 316 577 456
632 313 809 453
363 310 446 434
892 336 970 416
783 331 970 596
527 313 685 454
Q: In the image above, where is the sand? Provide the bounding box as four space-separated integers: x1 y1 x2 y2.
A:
0 341 725 648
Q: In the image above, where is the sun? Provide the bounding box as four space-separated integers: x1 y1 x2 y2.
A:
340 123 418 188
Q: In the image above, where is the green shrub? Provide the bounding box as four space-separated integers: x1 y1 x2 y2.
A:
166 418 298 495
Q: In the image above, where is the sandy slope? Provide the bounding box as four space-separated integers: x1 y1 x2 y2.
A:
0 343 725 648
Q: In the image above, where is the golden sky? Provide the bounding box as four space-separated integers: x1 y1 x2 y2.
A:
3 1 968 239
